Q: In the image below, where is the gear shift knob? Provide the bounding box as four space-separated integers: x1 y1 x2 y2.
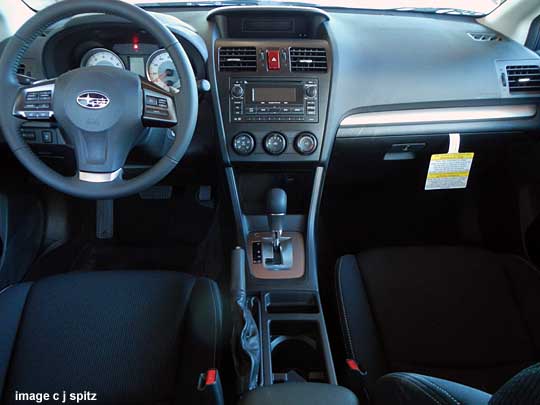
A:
267 188 287 234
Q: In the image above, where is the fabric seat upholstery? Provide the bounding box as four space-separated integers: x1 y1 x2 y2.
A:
0 271 222 404
336 246 540 395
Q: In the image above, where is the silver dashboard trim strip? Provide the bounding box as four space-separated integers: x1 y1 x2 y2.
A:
340 105 537 128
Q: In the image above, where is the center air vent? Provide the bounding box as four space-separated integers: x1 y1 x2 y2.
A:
506 65 540 93
468 32 502 42
218 47 257 72
290 48 328 72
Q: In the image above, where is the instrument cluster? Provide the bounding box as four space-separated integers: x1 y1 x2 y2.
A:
80 46 180 92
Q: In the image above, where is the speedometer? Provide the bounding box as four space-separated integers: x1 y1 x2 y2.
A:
81 48 125 69
146 49 181 92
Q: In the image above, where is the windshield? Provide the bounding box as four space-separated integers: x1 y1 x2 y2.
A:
21 0 506 15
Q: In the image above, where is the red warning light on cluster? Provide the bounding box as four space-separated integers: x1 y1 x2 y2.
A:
132 35 140 51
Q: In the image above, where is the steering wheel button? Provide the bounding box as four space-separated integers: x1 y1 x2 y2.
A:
21 131 36 141
145 95 158 106
41 130 53 143
146 107 168 117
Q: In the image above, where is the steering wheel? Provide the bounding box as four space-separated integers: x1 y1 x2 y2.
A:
0 0 198 199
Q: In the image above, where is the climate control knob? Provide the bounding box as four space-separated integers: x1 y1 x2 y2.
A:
232 132 255 155
230 84 244 98
295 132 318 155
264 132 287 155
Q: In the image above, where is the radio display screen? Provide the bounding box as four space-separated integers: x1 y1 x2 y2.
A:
249 86 299 103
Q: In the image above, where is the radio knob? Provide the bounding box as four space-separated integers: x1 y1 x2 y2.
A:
305 86 317 98
295 132 318 155
232 132 255 155
264 132 287 155
231 84 244 98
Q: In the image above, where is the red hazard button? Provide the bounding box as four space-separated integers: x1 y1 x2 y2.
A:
267 50 280 70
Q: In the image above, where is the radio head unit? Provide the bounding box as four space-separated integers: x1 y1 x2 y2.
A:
229 78 318 123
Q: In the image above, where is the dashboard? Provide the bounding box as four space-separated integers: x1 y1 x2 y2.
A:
2 4 540 167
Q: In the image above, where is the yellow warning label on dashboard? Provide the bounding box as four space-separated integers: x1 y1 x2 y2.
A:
425 153 474 190
431 153 474 160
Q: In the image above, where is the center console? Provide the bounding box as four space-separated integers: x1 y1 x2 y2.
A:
207 5 340 396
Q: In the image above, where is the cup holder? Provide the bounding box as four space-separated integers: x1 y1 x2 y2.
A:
270 321 327 384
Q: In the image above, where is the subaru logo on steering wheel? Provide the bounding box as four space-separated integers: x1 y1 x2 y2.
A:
76 91 110 110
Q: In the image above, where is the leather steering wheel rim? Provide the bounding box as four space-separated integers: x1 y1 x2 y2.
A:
0 0 198 199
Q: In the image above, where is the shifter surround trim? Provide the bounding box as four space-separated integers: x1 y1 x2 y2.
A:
248 231 305 279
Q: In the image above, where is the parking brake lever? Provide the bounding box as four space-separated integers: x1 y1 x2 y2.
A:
230 247 260 393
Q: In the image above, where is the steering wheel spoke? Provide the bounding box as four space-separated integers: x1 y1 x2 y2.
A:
12 80 55 121
142 80 177 128
79 168 124 183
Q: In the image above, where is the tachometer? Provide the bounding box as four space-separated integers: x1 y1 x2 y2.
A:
81 48 125 69
146 49 181 92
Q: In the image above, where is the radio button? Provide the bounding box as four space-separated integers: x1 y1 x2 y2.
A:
233 101 243 115
231 85 244 98
264 132 287 155
305 86 317 98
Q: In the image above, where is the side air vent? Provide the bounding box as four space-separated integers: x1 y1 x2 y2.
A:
468 32 502 42
17 64 27 75
218 47 257 72
290 48 328 72
506 65 540 94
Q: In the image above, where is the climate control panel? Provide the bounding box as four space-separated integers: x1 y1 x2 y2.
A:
232 131 318 157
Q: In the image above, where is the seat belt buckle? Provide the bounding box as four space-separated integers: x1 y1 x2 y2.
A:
344 359 369 402
197 369 224 405
345 358 367 379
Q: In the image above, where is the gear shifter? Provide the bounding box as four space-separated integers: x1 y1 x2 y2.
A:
267 188 287 254
263 188 293 270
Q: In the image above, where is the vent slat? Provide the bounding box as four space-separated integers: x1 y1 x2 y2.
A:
290 47 328 73
506 65 540 94
468 32 502 42
219 47 257 72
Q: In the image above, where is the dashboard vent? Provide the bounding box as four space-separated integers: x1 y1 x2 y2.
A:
17 64 27 75
468 32 502 42
506 65 540 93
290 48 328 72
218 47 257 72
